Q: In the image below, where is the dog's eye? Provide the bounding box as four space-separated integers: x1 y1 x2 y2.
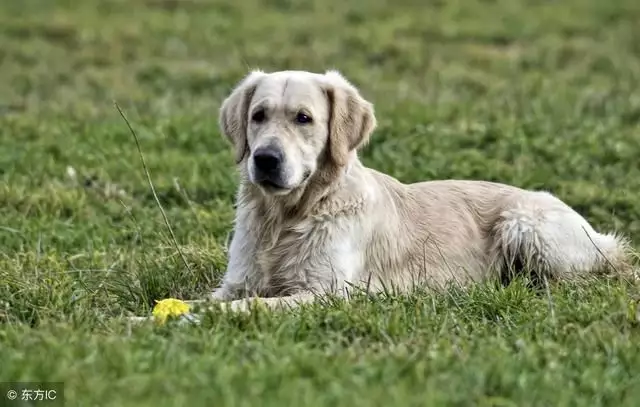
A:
295 112 312 124
251 109 266 123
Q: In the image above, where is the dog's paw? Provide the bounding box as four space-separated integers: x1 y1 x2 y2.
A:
219 298 267 314
210 287 235 302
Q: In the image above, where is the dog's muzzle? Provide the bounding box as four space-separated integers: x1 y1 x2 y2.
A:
251 145 288 190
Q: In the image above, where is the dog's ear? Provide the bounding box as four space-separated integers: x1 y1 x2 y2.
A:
219 71 266 164
321 70 377 167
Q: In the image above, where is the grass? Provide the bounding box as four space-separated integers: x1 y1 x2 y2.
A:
1 0 640 405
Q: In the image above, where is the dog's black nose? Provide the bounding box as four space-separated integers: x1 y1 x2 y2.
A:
253 146 283 173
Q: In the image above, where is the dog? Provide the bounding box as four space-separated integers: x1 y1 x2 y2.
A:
195 69 632 314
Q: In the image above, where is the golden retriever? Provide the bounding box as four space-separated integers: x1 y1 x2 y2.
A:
195 69 633 314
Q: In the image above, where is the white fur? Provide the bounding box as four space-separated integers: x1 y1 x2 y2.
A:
206 69 633 313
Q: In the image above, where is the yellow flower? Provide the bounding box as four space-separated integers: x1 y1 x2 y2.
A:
152 298 191 325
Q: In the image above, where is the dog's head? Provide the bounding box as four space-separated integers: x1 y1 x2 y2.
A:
219 70 376 196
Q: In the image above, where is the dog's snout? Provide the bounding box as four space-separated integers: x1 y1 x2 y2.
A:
253 146 283 173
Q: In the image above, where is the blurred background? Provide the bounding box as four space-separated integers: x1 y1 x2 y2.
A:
1 0 639 287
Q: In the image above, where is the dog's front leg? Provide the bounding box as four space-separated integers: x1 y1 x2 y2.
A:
209 221 260 302
222 291 319 313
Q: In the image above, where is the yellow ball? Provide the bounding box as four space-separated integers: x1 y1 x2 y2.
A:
152 298 191 325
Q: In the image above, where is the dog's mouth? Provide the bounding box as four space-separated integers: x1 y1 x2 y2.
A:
259 179 289 191
256 171 311 194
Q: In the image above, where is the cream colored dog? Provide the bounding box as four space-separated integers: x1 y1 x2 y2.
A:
199 69 632 313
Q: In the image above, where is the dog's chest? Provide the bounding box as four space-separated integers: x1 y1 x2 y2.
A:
252 216 360 295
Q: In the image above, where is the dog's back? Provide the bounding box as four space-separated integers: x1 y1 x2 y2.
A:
358 170 632 292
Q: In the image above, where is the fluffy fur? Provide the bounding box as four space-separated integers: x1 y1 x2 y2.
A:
208 69 632 313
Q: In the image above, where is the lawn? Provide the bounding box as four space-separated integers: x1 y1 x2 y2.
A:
1 0 640 405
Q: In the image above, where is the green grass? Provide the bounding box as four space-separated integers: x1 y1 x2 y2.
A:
2 0 640 405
